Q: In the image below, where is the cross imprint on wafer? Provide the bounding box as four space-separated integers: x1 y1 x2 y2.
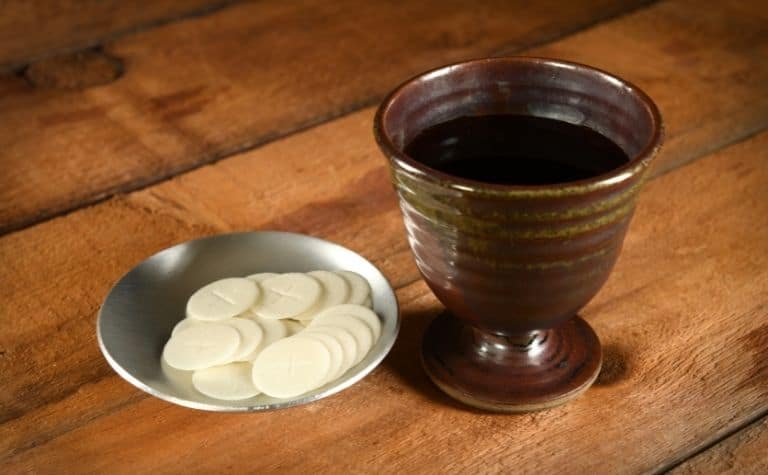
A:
211 290 236 305
271 285 302 303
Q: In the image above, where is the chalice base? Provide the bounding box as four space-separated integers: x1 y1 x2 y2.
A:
421 312 602 412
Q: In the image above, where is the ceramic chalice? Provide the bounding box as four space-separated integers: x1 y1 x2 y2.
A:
374 57 662 412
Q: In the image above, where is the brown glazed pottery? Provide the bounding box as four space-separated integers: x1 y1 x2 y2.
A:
374 57 663 412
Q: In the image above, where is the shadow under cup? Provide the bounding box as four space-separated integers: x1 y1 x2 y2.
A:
374 57 662 412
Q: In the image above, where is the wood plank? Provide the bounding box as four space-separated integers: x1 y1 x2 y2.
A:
0 0 652 234
2 120 767 473
669 415 768 474
0 1 237 70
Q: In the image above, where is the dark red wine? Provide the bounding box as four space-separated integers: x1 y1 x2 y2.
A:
403 114 629 185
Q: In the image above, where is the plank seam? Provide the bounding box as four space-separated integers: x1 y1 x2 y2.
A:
492 0 658 56
653 122 768 180
0 1 247 74
655 409 768 474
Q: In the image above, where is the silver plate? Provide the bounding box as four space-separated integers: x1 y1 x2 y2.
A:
97 231 400 412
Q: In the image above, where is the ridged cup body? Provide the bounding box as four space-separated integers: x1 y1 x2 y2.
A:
375 57 662 335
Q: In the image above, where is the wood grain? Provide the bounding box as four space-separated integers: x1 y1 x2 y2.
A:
1 121 766 473
669 416 768 474
0 0 237 70
1 0 766 472
0 0 650 234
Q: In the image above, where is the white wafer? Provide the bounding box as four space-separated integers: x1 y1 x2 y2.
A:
163 322 240 370
307 270 349 312
255 273 322 319
221 317 263 362
245 272 278 283
312 304 382 342
192 362 260 400
303 326 358 376
335 271 371 305
186 278 259 321
251 337 331 398
300 332 345 383
240 312 289 360
309 314 373 365
171 318 195 336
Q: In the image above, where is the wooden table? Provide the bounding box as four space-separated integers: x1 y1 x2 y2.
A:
1 1 766 473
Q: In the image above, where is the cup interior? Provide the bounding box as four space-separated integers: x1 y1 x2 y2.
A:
376 57 662 184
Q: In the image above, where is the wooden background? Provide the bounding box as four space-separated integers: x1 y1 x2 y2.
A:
1 0 766 473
